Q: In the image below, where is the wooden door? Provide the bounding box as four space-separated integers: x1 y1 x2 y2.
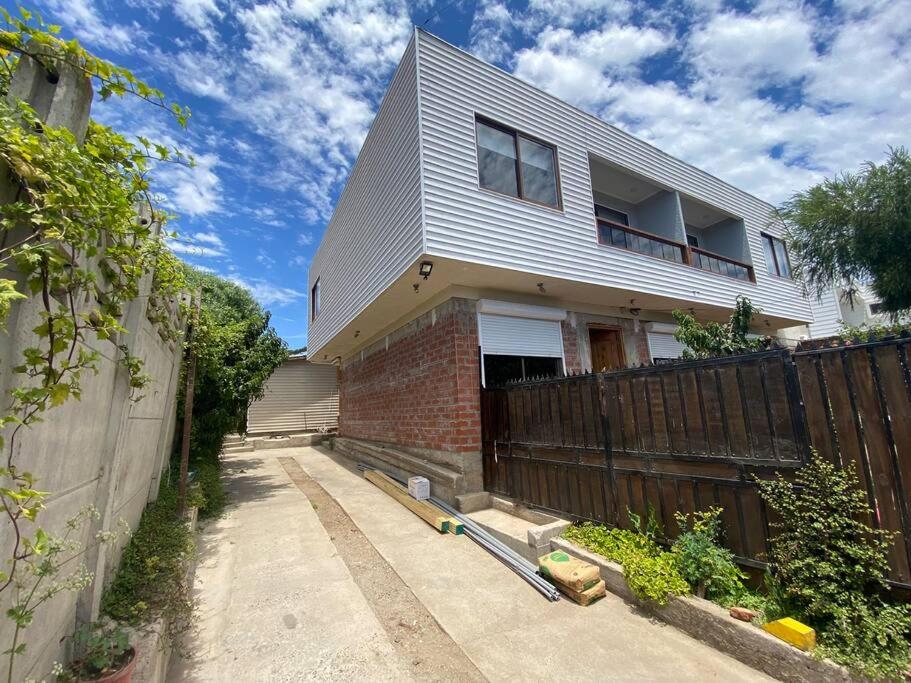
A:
589 327 625 371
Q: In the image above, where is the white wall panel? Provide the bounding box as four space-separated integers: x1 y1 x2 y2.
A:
307 35 424 356
247 360 338 433
415 31 812 324
807 288 843 338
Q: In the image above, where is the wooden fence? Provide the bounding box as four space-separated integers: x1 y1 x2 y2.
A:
481 338 911 587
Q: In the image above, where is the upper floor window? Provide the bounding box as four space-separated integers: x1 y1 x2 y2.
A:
595 204 629 226
761 233 792 278
311 278 321 320
475 117 561 209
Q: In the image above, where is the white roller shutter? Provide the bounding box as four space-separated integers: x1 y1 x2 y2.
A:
647 332 687 361
478 313 564 357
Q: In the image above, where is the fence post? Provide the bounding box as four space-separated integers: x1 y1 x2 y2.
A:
597 373 619 526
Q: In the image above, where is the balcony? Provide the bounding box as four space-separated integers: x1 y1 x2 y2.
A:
589 154 754 282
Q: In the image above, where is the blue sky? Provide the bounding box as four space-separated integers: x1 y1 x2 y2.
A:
4 0 909 345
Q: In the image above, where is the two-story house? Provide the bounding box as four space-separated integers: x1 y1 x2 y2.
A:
308 29 812 500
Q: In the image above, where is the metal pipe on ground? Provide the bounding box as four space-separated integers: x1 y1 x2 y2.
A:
357 464 560 601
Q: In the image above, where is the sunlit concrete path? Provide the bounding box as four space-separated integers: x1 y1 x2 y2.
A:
171 445 772 682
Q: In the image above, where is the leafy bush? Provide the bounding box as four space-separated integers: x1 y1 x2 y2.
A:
672 296 773 358
757 452 911 678
101 482 195 646
838 320 911 341
178 265 288 464
192 458 226 519
563 513 688 605
671 507 746 603
57 622 132 682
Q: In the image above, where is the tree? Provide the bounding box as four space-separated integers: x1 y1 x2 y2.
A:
176 266 288 512
779 147 911 317
672 296 771 358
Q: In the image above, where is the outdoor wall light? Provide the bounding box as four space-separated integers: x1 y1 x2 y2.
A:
537 282 546 294
419 261 433 279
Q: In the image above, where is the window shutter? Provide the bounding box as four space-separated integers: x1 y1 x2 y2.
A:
647 332 687 360
478 313 564 358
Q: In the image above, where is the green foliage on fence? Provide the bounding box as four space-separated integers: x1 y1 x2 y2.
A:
758 452 911 678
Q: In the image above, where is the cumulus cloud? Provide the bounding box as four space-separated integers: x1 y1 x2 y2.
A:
501 0 911 203
167 0 413 220
228 275 305 307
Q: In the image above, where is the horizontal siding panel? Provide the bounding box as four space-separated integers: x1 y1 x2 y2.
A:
248 361 339 433
308 35 424 357
417 32 812 323
808 288 843 338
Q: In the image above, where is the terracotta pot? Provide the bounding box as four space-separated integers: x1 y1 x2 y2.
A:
88 648 136 683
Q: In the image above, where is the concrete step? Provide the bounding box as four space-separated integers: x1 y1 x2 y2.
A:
223 444 254 454
332 437 464 504
223 433 244 445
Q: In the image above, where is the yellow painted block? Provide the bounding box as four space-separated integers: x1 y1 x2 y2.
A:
762 618 816 651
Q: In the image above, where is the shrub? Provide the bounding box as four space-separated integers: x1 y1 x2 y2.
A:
563 513 688 605
192 457 226 519
101 482 195 646
757 452 911 678
671 507 746 603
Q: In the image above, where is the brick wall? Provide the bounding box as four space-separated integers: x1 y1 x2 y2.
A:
338 297 481 453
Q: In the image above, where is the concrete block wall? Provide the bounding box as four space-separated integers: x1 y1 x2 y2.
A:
0 51 186 681
338 297 482 454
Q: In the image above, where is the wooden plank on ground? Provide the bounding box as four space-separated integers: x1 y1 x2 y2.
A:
364 470 449 533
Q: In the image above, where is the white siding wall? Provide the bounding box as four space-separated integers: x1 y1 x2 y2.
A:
416 31 811 323
307 34 424 356
247 360 339 433
808 288 844 338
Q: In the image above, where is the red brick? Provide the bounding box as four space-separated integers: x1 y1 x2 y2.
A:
339 298 481 453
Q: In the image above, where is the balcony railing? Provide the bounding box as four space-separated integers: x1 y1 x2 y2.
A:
689 246 755 282
596 218 755 283
597 219 686 264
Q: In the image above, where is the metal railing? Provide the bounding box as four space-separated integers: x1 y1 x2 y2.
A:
596 218 756 283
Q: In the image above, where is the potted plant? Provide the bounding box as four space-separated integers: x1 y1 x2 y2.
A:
56 622 136 683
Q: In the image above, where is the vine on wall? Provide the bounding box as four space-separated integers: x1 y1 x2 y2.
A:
0 7 191 679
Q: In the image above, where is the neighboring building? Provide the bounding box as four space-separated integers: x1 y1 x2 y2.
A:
803 285 898 339
307 30 811 495
246 355 338 435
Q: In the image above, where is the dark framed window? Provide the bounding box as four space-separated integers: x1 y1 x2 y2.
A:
594 204 629 226
869 302 884 315
483 354 561 386
761 233 792 278
686 234 700 248
311 278 321 320
475 117 561 209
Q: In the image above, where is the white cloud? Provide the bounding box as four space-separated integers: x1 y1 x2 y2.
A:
501 1 911 203
256 250 276 268
193 231 224 247
43 0 135 51
298 231 315 246
167 231 227 258
513 25 672 107
289 254 309 267
167 0 413 221
173 0 224 41
160 153 222 217
228 275 305 307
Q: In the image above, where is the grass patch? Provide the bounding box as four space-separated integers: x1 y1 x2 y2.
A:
191 457 226 519
101 482 195 645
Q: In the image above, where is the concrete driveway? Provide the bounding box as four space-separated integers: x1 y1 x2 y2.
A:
171 445 771 682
